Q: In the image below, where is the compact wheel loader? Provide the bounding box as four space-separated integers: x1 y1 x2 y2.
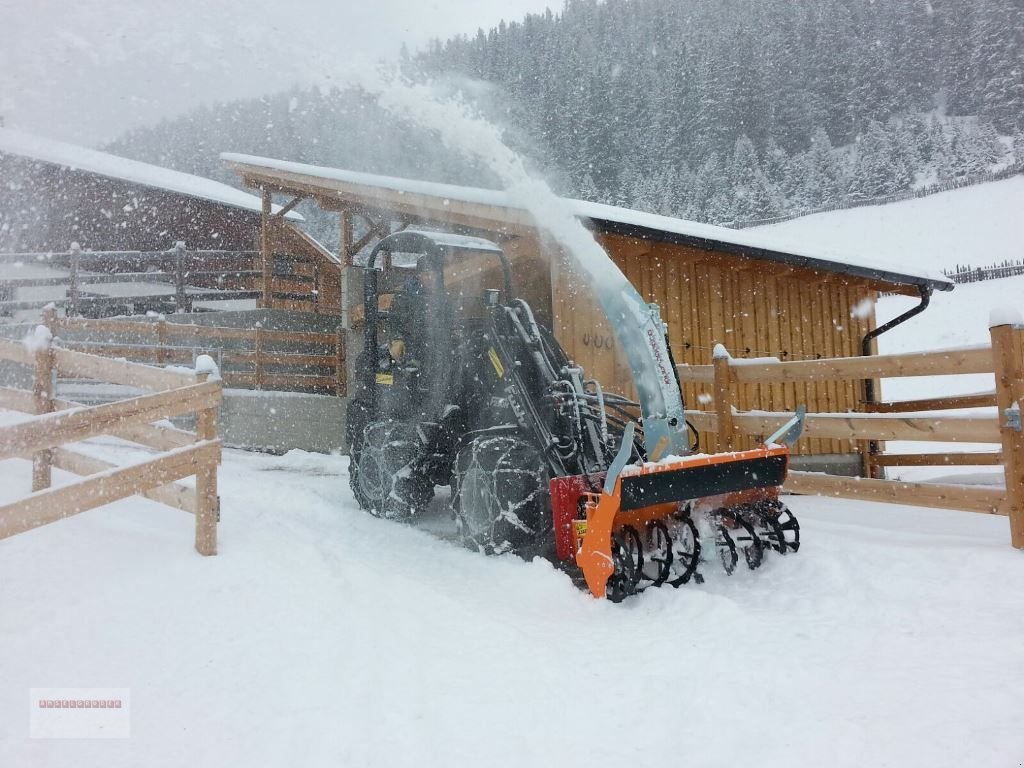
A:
346 230 803 601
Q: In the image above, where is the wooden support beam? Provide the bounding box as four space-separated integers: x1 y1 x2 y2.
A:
31 313 55 492
869 452 1003 467
336 327 346 397
68 242 81 317
53 346 195 392
0 440 221 541
864 393 998 413
680 346 995 386
260 187 272 309
51 447 197 514
0 336 33 366
713 350 735 451
254 326 264 389
194 372 219 556
271 195 305 219
685 408 1001 443
990 323 1024 547
340 209 354 267
785 470 1005 515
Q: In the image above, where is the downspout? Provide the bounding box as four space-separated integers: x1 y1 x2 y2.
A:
860 284 932 475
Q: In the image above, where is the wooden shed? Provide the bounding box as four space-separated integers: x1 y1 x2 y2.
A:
222 153 953 468
0 128 347 314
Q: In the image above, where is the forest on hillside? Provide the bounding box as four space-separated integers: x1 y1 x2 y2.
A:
108 0 1024 244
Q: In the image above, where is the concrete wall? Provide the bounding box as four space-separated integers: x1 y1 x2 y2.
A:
215 389 345 454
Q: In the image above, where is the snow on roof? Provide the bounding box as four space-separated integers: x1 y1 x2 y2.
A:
0 129 302 221
221 152 952 290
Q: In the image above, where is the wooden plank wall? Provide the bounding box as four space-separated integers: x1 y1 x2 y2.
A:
267 220 343 314
550 233 878 456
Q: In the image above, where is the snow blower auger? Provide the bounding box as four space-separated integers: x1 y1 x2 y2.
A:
346 230 805 601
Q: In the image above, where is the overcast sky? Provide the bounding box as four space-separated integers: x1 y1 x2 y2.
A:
0 0 556 146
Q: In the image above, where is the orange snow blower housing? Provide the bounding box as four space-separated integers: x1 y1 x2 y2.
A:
552 442 795 599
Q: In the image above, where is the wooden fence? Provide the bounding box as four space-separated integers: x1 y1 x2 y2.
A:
679 321 1024 548
0 242 261 315
43 313 345 396
0 331 222 553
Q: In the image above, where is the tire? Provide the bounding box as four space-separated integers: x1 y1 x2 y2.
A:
350 421 433 520
345 398 373 458
452 435 550 555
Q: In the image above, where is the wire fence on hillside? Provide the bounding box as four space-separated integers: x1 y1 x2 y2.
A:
944 260 1024 284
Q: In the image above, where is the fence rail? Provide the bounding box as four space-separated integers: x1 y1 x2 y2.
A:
679 321 1024 548
45 314 345 396
0 242 261 316
0 330 222 552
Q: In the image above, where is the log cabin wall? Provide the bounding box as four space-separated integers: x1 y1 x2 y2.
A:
551 233 879 457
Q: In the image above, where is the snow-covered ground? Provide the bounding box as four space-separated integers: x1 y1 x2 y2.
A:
753 175 1024 275
2 437 1023 768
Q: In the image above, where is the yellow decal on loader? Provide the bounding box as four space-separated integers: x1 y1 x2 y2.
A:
574 520 588 538
375 373 394 385
487 347 505 378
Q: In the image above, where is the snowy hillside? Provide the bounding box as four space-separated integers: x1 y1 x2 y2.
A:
754 175 1024 274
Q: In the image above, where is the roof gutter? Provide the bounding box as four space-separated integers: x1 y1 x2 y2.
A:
860 284 932 475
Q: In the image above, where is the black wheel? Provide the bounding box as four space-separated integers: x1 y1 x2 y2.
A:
350 420 433 520
606 532 639 603
715 523 739 575
452 435 550 555
616 525 644 587
644 520 673 586
731 514 764 570
666 513 701 587
773 506 801 553
345 398 373 460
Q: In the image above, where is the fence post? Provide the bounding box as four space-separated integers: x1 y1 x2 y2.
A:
173 241 188 313
157 318 168 364
254 325 264 390
260 188 272 309
68 242 81 317
194 372 219 556
31 308 56 492
335 326 345 396
713 344 736 452
313 260 321 315
990 322 1024 548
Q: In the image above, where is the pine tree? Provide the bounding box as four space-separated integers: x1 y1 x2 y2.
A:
1013 130 1024 165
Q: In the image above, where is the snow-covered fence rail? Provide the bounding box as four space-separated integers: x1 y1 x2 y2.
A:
679 321 1024 547
0 242 261 315
0 330 222 553
45 315 345 396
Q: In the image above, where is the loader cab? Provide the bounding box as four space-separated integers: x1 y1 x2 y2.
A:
352 229 514 425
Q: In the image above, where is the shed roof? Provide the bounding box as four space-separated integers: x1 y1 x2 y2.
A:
221 152 952 292
0 129 302 221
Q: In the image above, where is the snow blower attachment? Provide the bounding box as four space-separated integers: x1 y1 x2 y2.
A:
347 230 804 601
